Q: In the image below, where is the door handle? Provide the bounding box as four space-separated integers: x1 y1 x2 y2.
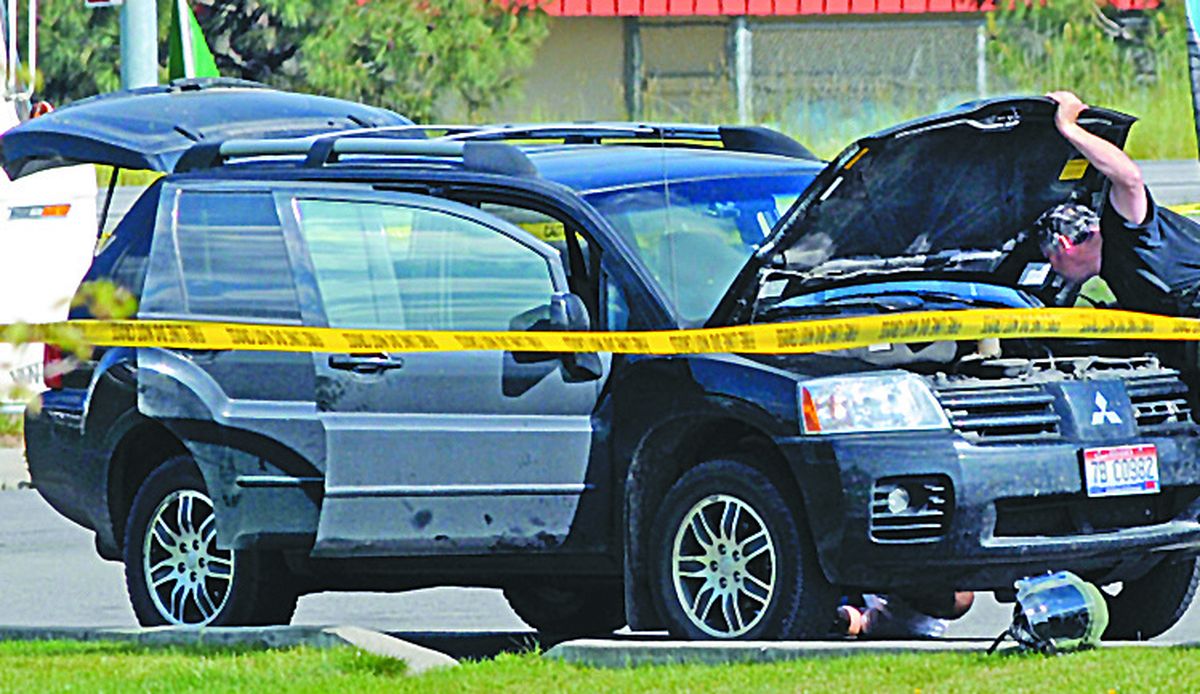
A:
328 354 405 374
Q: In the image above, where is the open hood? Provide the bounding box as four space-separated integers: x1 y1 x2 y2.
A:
712 97 1135 324
0 78 412 179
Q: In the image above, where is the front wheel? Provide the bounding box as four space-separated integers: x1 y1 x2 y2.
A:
122 455 298 627
1103 556 1200 640
650 457 835 640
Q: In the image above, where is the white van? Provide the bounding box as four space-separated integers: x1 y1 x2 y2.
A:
1 0 98 410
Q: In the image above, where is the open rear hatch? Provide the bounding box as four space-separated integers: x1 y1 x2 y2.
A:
0 78 412 178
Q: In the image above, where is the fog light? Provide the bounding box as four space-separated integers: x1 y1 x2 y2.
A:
886 486 911 514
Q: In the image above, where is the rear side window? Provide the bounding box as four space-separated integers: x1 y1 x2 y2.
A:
174 191 300 321
295 199 553 331
73 180 164 318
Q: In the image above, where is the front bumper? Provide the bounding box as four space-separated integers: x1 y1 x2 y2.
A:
782 430 1200 591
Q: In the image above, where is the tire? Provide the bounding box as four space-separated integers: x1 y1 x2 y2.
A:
123 455 298 627
1103 556 1200 641
503 578 626 636
650 457 836 640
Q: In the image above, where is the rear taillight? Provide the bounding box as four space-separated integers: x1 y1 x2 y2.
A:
43 344 65 390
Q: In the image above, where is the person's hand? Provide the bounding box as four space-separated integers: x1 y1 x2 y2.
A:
1046 91 1088 134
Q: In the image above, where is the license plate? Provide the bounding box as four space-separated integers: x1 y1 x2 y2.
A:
1083 444 1160 498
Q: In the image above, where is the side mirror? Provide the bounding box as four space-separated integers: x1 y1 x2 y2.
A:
550 292 592 332
549 292 602 381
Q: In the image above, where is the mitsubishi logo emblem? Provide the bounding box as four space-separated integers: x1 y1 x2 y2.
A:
1092 391 1122 426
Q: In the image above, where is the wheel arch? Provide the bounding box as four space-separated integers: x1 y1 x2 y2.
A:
104 417 191 558
622 401 806 631
106 351 324 555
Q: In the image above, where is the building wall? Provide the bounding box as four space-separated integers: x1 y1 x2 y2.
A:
489 17 628 122
488 12 985 153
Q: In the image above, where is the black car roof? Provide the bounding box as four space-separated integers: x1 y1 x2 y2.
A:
167 122 823 193
524 146 822 193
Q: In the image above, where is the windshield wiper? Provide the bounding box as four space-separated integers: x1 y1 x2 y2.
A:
844 289 1012 308
759 295 925 319
760 288 1018 322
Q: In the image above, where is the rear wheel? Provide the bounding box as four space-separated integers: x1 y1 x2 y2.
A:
1102 556 1200 641
123 455 298 627
650 457 835 640
503 578 625 636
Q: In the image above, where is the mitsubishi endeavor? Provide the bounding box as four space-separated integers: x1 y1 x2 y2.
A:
10 80 1200 640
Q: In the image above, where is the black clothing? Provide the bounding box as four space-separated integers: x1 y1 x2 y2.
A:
1100 188 1200 316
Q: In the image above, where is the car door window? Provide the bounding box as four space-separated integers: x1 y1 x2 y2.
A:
477 201 599 322
174 191 301 321
295 199 555 331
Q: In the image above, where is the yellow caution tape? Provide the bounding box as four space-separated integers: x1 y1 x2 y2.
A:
7 307 1200 355
1169 202 1200 216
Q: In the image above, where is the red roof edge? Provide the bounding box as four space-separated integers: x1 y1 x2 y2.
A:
528 0 1156 15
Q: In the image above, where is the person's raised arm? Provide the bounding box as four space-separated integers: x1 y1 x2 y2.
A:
1046 90 1148 226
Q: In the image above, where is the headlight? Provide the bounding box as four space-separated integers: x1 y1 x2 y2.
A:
799 372 949 435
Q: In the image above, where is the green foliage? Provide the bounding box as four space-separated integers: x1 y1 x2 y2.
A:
34 1 548 123
190 0 327 88
987 0 1194 159
300 0 548 121
36 2 186 104
0 280 137 407
0 414 20 439
36 2 121 103
72 281 139 322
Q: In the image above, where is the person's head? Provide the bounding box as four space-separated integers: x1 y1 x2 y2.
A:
1034 202 1102 283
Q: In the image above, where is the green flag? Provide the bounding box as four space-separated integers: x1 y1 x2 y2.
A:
168 0 219 80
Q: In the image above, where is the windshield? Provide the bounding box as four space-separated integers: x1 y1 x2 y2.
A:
585 173 812 323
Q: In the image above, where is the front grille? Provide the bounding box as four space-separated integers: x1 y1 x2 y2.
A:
870 475 952 543
935 384 1062 445
1126 370 1193 435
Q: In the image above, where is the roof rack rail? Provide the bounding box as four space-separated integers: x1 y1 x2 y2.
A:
174 135 538 177
437 122 819 161
171 120 816 174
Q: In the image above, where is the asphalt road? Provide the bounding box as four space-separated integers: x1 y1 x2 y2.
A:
0 486 528 633
1141 160 1200 206
2 483 1198 644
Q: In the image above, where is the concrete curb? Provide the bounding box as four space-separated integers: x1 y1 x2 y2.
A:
0 625 458 674
543 638 1198 668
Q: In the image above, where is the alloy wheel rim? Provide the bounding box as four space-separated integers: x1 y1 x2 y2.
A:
142 489 233 625
671 493 776 638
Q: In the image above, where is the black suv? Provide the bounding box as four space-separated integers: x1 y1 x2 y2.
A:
11 81 1200 640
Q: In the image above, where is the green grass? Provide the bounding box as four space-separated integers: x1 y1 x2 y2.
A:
94 165 163 188
0 414 20 439
2 641 1198 693
0 413 21 448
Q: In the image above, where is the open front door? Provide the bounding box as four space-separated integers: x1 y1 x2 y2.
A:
280 190 608 557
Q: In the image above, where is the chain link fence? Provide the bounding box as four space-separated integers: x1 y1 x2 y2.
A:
639 20 732 122
635 16 986 155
